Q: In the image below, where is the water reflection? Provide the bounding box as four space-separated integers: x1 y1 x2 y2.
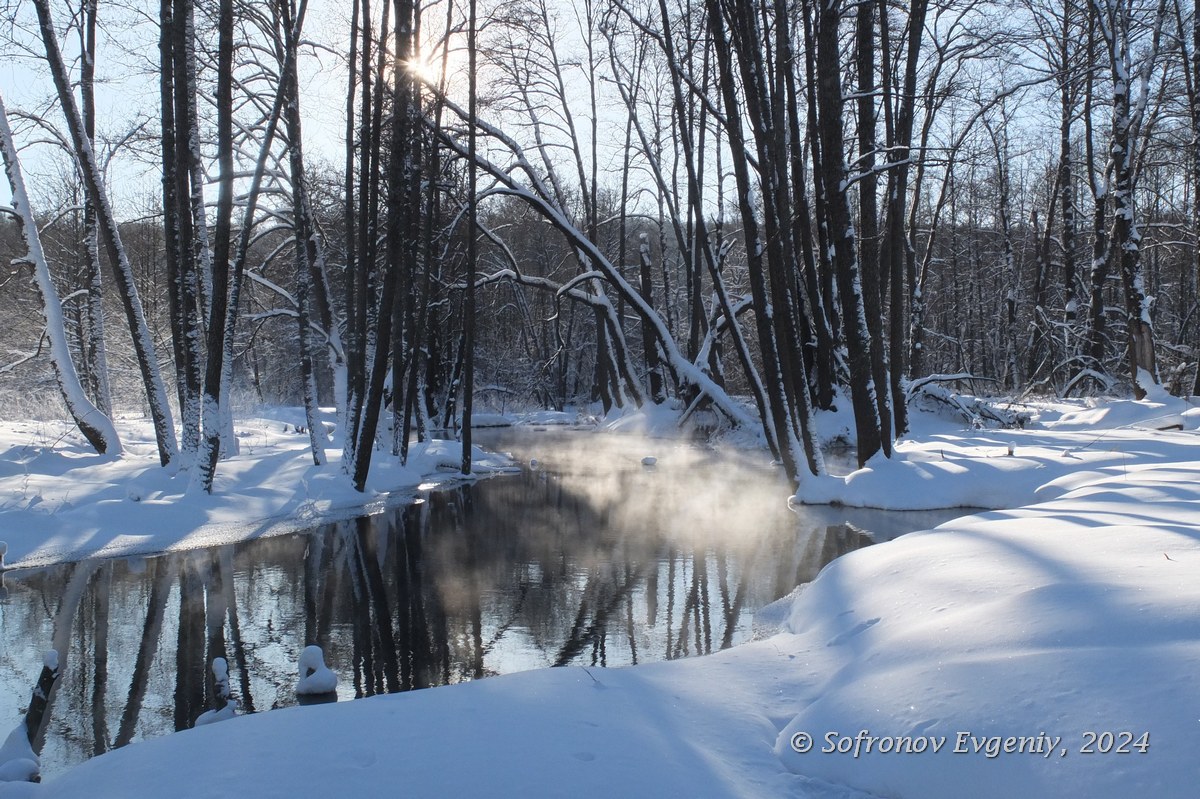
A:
0 431 966 777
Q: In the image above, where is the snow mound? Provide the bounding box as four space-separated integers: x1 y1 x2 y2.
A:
194 704 237 727
295 646 337 695
795 396 1200 510
0 722 38 783
1041 392 1197 432
774 467 1200 798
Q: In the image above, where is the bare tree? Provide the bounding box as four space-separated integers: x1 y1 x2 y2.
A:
1089 0 1169 397
0 91 120 454
812 0 884 466
32 0 178 465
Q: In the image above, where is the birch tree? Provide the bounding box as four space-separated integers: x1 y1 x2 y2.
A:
1089 0 1169 397
1175 0 1200 395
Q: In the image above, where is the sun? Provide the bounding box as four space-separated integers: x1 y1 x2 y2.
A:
403 45 448 87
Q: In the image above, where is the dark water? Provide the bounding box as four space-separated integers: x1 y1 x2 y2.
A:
0 430 966 777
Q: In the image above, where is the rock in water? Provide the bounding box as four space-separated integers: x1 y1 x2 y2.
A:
195 658 237 727
194 703 237 727
0 721 39 782
296 645 338 695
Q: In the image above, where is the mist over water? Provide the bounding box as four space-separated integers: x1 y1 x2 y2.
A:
0 428 966 777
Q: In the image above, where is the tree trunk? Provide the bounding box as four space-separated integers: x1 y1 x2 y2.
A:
1071 8 1110 389
879 0 926 435
78 0 112 418
33 0 177 465
1091 0 1162 396
166 0 205 465
281 0 326 466
23 654 60 749
813 0 884 466
0 94 120 455
196 0 237 490
1192 2 1200 395
461 0 478 474
1059 4 1079 366
703 0 791 473
855 0 894 450
353 0 419 489
194 0 297 491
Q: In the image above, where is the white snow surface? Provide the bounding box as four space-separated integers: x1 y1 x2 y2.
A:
796 392 1200 507
2 396 1199 797
0 407 513 569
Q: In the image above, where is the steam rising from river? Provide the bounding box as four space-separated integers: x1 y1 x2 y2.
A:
488 428 792 546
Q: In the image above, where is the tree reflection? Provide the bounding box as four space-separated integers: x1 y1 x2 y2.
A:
0 434 887 778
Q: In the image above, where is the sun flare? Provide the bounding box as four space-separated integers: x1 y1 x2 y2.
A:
403 47 448 86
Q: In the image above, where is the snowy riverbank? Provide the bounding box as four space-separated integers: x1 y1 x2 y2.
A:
2 396 1199 797
0 407 516 569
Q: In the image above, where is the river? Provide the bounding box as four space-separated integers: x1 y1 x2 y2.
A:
0 428 966 776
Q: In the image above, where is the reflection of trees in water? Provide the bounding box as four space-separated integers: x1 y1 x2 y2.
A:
1 468 872 776
114 557 170 748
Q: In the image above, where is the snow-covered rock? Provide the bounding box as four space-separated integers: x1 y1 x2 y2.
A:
295 646 337 696
193 704 237 727
194 658 237 727
0 723 38 783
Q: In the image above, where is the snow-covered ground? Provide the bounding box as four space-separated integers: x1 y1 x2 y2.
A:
0 407 516 569
2 395 1199 797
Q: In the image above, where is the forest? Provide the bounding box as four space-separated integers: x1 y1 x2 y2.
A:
1 0 1198 490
